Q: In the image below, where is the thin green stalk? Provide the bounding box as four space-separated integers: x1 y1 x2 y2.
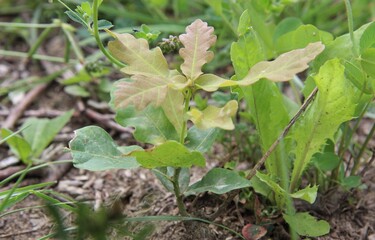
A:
0 22 60 28
0 163 32 212
92 0 126 68
0 49 78 63
352 123 375 175
27 27 53 58
61 24 85 64
344 0 359 57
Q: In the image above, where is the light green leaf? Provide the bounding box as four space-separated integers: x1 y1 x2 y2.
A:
1 128 32 164
21 110 73 158
283 212 330 237
130 141 205 168
179 19 217 80
108 32 169 77
111 76 169 110
240 42 325 84
360 48 375 78
237 10 250 36
187 100 238 130
359 22 375 52
256 171 287 208
64 85 90 97
273 17 303 43
115 105 179 145
275 25 333 54
185 168 251 195
161 88 185 137
185 126 220 153
290 185 318 204
290 59 358 190
231 30 265 78
69 126 140 171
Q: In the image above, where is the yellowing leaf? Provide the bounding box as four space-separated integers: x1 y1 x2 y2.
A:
112 76 168 110
108 32 169 77
179 19 217 80
188 100 238 130
161 88 185 137
240 42 325 84
195 74 238 92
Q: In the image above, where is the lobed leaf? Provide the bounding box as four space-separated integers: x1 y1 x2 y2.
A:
241 42 325 84
290 59 358 190
129 141 205 168
185 168 251 195
108 32 169 77
179 19 217 80
161 88 185 137
111 76 169 110
187 100 238 130
69 126 140 171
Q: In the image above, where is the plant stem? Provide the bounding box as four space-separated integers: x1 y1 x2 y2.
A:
172 90 192 216
352 122 375 175
172 168 189 216
344 0 359 57
92 0 126 68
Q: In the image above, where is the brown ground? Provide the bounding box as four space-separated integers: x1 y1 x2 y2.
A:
1 23 375 240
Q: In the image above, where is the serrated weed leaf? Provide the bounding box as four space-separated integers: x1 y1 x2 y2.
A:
241 42 325 84
290 59 358 190
108 32 169 77
187 100 238 130
129 141 205 168
179 19 217 80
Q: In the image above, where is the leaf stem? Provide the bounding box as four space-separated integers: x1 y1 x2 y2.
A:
92 0 126 68
344 0 359 57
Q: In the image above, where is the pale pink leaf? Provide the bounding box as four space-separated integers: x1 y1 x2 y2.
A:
179 19 217 80
112 75 168 110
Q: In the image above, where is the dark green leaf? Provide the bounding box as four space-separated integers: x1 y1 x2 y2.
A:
283 212 330 237
186 168 251 195
65 10 87 26
69 126 140 171
312 152 341 171
115 105 179 145
97 19 113 30
185 126 220 153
